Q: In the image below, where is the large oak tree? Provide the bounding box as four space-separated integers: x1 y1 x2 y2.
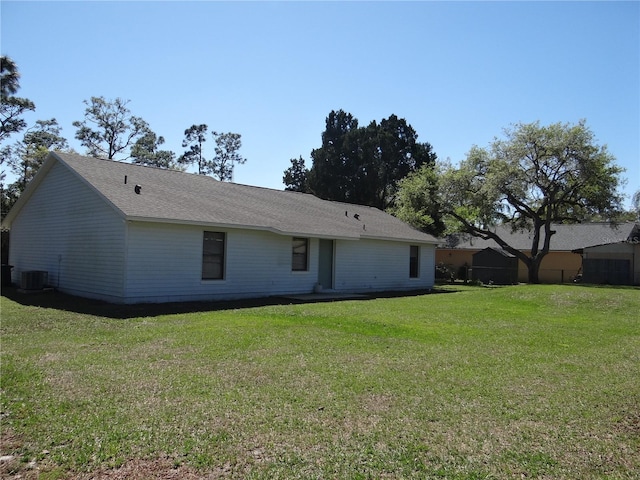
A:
395 120 625 283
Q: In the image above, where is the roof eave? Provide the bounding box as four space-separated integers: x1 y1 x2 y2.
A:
126 216 437 243
361 233 439 244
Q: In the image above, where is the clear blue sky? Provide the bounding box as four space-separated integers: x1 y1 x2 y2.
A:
2 1 639 207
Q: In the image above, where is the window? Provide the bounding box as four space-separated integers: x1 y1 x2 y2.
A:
202 231 225 280
292 237 309 271
410 245 420 278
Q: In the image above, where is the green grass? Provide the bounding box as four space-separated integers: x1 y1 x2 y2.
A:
1 285 639 479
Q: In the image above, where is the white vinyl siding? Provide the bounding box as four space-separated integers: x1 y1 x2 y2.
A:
123 228 435 302
123 222 320 303
8 162 126 301
333 238 435 292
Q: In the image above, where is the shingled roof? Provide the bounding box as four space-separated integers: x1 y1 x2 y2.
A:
443 222 638 251
5 152 438 244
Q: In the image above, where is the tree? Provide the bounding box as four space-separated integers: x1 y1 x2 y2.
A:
7 119 68 189
374 115 437 208
179 124 209 175
632 190 640 220
2 119 69 219
1 56 36 220
397 120 625 283
304 110 436 210
283 156 309 192
0 56 20 97
307 110 359 203
211 131 246 181
131 131 178 169
73 97 149 160
0 56 35 144
389 163 444 236
0 180 20 221
179 126 246 180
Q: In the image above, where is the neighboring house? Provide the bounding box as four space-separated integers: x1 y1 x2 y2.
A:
2 152 439 304
573 224 640 285
438 222 639 284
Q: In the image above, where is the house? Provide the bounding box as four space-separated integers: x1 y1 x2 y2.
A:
573 223 640 285
437 222 639 284
471 247 518 285
2 152 439 304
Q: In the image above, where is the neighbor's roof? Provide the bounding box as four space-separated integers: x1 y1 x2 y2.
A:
442 222 638 251
474 247 516 258
4 152 438 244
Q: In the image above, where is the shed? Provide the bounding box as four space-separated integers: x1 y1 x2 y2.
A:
471 247 518 285
2 152 440 304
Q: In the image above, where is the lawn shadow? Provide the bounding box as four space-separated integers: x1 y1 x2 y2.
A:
1 286 458 320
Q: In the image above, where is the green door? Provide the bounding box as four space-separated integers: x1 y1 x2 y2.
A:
318 239 334 289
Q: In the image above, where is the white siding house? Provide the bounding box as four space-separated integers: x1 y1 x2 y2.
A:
7 161 127 301
3 152 439 304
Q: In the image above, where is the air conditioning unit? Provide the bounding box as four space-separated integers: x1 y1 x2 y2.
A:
20 271 48 290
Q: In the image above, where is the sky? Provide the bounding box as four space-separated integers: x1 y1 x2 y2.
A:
1 0 639 207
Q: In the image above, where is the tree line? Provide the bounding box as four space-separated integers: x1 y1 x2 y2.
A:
1 56 246 218
3 56 639 283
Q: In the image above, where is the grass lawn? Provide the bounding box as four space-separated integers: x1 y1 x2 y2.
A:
1 284 639 479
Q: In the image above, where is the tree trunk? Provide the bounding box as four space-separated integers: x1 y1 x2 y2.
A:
527 257 541 284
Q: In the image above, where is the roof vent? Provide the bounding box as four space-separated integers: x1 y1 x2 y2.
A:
134 185 142 194
354 213 360 220
345 211 348 217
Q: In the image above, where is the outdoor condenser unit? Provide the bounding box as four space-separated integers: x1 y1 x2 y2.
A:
20 271 48 290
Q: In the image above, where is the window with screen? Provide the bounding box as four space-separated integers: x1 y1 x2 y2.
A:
202 231 225 280
292 237 309 271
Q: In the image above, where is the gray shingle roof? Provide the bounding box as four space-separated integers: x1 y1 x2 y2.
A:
444 222 638 251
479 247 516 258
7 152 437 244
